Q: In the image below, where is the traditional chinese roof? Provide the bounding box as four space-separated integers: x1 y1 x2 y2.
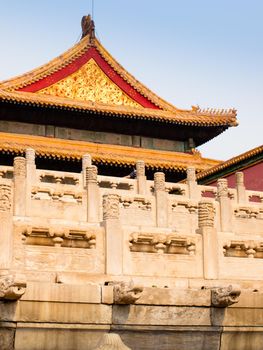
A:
197 145 263 183
0 17 237 133
0 132 219 172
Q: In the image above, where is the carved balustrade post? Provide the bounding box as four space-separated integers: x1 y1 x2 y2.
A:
236 172 247 204
86 165 99 223
136 160 147 195
82 154 92 187
197 200 218 279
186 167 200 200
102 194 123 275
25 148 36 215
13 157 26 216
154 172 168 227
0 180 13 270
217 178 232 232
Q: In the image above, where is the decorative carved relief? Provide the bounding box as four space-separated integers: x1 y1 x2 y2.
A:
31 186 82 203
82 154 92 169
217 179 228 198
171 200 198 214
26 148 35 165
223 240 263 258
136 160 145 177
234 206 259 219
0 274 26 301
107 281 143 304
38 58 140 108
14 157 26 177
198 200 215 228
0 184 12 212
120 196 151 210
154 172 165 192
39 173 80 185
187 167 196 182
22 226 96 249
103 194 120 220
86 165 98 183
129 232 196 255
211 285 241 307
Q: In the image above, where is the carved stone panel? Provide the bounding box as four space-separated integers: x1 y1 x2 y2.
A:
0 184 12 212
154 172 165 192
13 157 26 177
198 200 215 228
103 194 120 220
86 165 98 183
217 179 228 198
129 232 196 255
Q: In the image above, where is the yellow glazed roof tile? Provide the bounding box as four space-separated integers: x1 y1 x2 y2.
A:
0 132 220 171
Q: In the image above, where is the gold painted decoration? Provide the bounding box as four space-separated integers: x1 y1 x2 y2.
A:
38 59 140 108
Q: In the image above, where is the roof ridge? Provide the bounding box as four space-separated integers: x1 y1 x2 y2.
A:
197 144 263 180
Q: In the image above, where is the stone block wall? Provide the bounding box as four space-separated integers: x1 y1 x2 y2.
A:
0 151 263 349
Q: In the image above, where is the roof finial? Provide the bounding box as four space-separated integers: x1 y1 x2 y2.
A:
81 14 95 40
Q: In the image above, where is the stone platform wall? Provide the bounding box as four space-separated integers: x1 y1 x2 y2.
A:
0 150 263 349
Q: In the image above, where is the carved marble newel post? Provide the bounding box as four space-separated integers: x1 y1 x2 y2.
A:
198 200 218 279
102 194 123 275
86 165 100 222
82 153 92 187
217 178 232 232
186 167 200 200
136 160 147 195
0 179 13 270
236 172 247 205
26 148 36 215
154 172 168 227
13 157 26 216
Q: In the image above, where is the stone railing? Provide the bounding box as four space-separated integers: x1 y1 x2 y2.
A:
0 150 263 281
0 151 262 225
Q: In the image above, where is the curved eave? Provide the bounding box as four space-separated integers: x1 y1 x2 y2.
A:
0 90 238 128
197 145 263 181
0 132 220 172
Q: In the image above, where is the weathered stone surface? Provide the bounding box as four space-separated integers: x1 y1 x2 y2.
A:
113 305 211 326
102 286 114 305
112 327 221 350
137 287 210 306
21 282 101 303
0 325 16 350
15 326 109 350
94 333 131 349
16 302 112 324
220 328 263 350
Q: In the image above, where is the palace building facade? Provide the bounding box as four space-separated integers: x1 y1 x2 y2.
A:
0 16 262 350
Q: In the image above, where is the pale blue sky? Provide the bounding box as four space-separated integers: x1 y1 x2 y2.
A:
0 0 262 160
